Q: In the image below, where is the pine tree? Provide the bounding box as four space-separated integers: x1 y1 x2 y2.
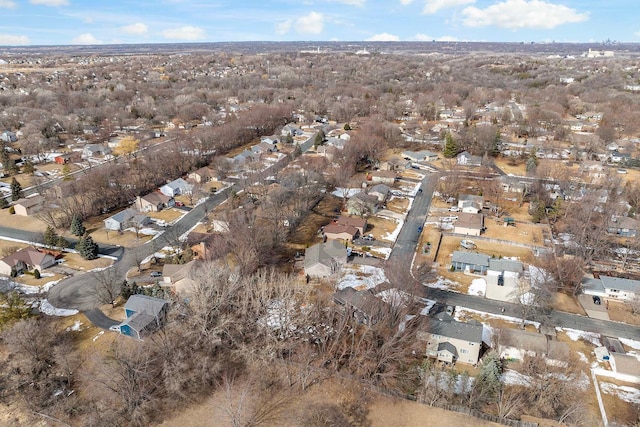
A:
70 215 86 237
0 196 8 209
10 177 22 201
44 226 57 247
443 132 458 158
76 235 99 260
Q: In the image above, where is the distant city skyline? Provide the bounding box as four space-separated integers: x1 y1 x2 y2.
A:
0 0 636 46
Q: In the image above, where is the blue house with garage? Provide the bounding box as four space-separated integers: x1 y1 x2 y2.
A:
115 295 169 340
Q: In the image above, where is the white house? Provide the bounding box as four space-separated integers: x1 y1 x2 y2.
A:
160 178 193 198
457 151 482 166
581 275 640 302
485 258 524 302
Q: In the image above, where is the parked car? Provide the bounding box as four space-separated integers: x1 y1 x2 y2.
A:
417 226 423 233
175 201 185 207
592 296 602 305
448 206 460 212
446 305 455 316
363 235 375 241
150 271 162 278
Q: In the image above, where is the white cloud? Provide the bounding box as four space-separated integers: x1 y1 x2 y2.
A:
330 0 365 5
421 0 475 14
275 19 292 35
30 0 69 6
412 33 458 41
0 0 16 8
400 0 414 4
462 0 589 29
295 11 324 35
437 35 458 41
71 33 101 45
120 23 148 36
366 32 400 41
0 34 29 45
162 26 205 40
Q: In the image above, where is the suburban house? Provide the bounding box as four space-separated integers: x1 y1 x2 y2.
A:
304 240 348 278
451 251 490 273
13 195 45 216
485 258 524 302
0 247 56 275
346 192 379 216
329 217 364 236
188 166 216 184
417 312 483 365
457 151 483 167
251 142 277 156
453 212 484 236
608 353 640 384
135 192 175 213
104 208 150 231
610 150 631 164
499 176 528 193
187 232 215 260
607 216 640 238
54 152 81 165
333 287 388 325
458 194 484 213
324 223 359 243
82 144 110 159
581 275 640 302
378 158 410 171
114 295 169 340
367 184 390 203
162 260 198 294
231 150 257 166
496 328 569 366
401 150 439 162
367 170 397 185
160 178 193 198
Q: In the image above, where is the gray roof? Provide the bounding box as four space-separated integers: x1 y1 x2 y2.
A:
600 276 640 293
304 240 346 269
458 194 484 204
109 208 137 224
451 250 490 267
438 341 458 357
402 150 439 160
163 178 191 191
368 184 390 194
427 312 483 343
124 294 168 317
488 258 524 274
120 312 156 333
581 277 606 293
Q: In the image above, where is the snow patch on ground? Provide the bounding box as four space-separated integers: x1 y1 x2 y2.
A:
619 338 640 350
557 327 601 347
337 265 387 290
66 321 83 332
600 382 640 404
39 300 78 317
424 277 458 291
381 219 403 242
93 331 104 342
454 306 541 329
420 298 437 315
502 370 530 386
369 247 391 260
468 278 486 296
376 288 411 307
576 351 589 363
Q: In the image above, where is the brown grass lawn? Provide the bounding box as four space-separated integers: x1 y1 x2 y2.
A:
62 253 113 271
14 272 65 287
496 200 534 222
483 218 547 246
597 378 640 426
398 169 426 180
287 194 341 250
494 157 527 176
147 207 184 223
0 173 33 188
90 228 152 247
386 196 409 214
552 292 586 315
555 330 597 365
0 239 29 256
430 197 451 209
436 235 535 266
617 166 640 185
0 210 47 233
367 216 400 241
159 376 502 427
607 300 640 327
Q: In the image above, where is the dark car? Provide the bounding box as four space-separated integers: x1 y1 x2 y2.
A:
592 296 601 305
417 226 423 233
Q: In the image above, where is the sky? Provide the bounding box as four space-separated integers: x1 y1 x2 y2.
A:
0 0 638 46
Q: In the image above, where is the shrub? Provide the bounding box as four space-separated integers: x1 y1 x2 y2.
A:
8 206 14 214
33 269 41 279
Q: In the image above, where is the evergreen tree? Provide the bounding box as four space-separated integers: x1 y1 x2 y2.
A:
33 269 41 279
44 226 57 247
443 132 458 158
472 351 503 405
76 235 99 260
70 215 86 237
10 177 22 201
314 129 325 148
22 161 35 175
0 196 7 209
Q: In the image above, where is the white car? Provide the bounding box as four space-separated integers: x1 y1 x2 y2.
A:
448 206 460 212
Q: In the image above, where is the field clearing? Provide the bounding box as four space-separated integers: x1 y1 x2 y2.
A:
482 217 546 246
62 252 113 270
287 194 341 250
436 235 534 267
0 239 29 255
494 157 526 176
597 378 639 426
90 228 152 247
607 300 640 327
0 209 47 233
147 208 184 222
552 292 585 315
386 196 409 214
159 376 502 427
14 272 65 287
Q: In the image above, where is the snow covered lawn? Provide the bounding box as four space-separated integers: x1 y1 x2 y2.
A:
600 382 640 404
337 264 387 291
557 327 602 346
467 278 486 296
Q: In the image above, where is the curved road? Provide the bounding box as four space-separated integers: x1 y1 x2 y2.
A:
385 171 640 341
